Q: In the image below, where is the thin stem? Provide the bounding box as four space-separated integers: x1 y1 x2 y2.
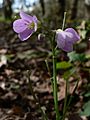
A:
66 78 79 110
62 78 79 120
27 70 48 120
62 12 66 30
61 12 67 120
62 79 69 120
45 59 54 90
52 34 60 120
53 56 60 120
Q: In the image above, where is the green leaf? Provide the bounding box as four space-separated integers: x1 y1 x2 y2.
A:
86 54 90 59
6 54 14 61
63 67 76 80
56 61 72 69
68 51 86 62
80 101 90 117
84 92 90 97
80 30 87 39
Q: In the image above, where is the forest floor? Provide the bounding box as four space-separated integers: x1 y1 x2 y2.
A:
0 21 90 120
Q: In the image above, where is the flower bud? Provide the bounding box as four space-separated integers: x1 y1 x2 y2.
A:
38 33 45 41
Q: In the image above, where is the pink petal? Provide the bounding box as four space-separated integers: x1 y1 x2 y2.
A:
62 41 73 52
20 11 33 22
18 28 34 41
33 16 38 23
13 19 27 33
56 31 66 49
65 28 80 43
32 16 38 31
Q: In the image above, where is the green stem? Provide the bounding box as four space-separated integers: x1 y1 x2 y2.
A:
62 12 66 30
52 34 60 120
66 78 79 110
62 79 69 120
27 71 48 120
45 59 54 89
61 12 67 120
62 78 79 120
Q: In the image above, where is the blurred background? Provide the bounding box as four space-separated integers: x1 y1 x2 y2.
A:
0 0 90 20
0 0 90 120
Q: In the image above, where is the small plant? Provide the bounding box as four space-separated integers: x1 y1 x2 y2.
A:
13 11 80 120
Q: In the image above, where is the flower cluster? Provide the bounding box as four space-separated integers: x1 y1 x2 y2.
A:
13 11 80 52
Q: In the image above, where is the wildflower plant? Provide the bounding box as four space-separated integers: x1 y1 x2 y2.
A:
13 11 80 120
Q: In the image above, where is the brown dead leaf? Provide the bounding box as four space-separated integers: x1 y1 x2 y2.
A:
12 105 24 116
68 113 82 120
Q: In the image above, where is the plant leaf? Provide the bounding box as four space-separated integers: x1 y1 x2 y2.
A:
56 61 72 69
80 101 90 117
68 51 86 62
63 67 76 80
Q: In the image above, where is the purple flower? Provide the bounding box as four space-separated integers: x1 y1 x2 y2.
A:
13 11 38 41
56 28 80 52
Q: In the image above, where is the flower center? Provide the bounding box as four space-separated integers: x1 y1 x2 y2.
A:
27 22 35 29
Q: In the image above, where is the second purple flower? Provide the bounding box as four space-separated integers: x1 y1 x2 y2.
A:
56 28 80 52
